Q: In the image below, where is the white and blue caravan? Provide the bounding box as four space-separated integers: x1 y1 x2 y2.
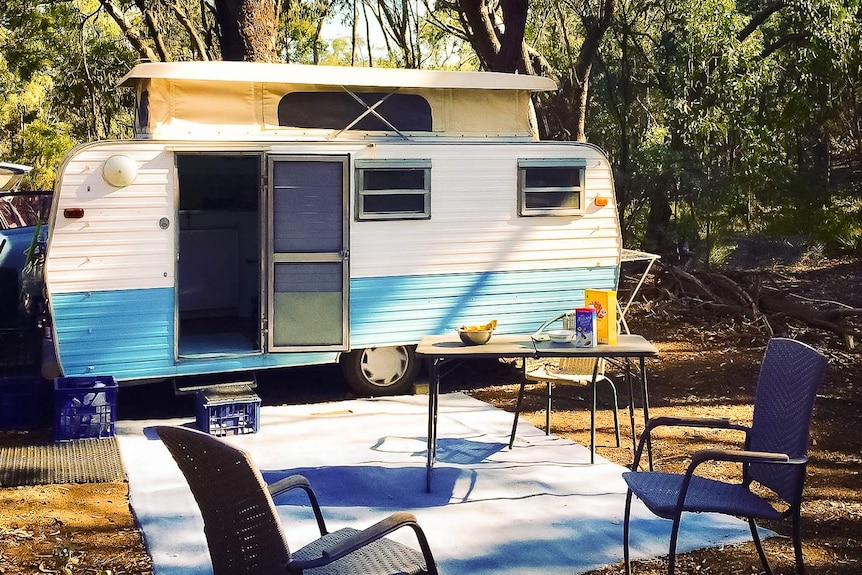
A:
44 61 623 395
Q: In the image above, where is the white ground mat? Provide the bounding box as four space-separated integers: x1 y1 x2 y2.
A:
117 393 761 575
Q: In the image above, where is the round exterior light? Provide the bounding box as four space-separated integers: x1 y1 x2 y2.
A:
103 155 138 187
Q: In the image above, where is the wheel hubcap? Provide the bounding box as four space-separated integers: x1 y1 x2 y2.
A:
360 346 409 387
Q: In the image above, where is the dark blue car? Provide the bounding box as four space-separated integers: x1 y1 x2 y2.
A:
0 163 37 321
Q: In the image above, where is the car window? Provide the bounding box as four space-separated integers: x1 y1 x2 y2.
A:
0 198 28 229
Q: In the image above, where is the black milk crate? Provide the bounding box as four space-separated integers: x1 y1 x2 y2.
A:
196 385 260 436
0 375 48 430
53 375 118 441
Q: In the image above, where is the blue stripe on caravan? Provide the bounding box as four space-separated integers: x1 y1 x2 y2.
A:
53 266 619 379
52 288 175 379
349 266 619 347
52 288 337 381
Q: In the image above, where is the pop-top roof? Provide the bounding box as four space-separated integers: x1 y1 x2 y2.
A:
119 61 558 92
117 62 557 140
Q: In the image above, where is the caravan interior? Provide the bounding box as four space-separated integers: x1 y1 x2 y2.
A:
176 154 260 357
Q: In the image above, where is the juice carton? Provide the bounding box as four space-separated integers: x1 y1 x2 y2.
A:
584 289 617 344
574 307 596 348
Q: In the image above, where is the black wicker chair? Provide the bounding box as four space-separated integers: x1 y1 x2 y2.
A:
155 425 438 575
622 338 827 575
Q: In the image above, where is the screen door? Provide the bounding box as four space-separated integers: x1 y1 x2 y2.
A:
268 156 348 350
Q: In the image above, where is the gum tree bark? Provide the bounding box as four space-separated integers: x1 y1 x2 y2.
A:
213 0 278 61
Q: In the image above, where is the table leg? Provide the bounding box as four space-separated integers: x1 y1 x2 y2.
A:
508 359 529 449
625 359 636 457
590 359 599 464
640 357 653 471
426 358 441 493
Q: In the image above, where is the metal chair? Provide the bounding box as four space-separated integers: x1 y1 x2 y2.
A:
622 338 828 575
508 356 622 451
509 312 622 453
155 425 438 575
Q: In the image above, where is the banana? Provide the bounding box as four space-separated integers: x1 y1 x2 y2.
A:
461 319 497 332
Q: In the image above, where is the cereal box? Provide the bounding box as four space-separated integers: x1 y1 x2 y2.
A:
574 307 596 348
584 289 617 344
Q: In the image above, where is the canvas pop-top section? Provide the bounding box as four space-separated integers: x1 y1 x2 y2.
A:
119 61 557 141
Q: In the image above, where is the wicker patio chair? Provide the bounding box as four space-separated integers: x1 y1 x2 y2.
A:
155 425 438 575
621 337 828 575
508 356 621 451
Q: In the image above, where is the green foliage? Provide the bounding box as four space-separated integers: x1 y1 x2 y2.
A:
1 0 136 187
19 119 76 190
47 538 114 575
547 0 862 257
818 197 862 253
50 539 81 575
759 188 862 254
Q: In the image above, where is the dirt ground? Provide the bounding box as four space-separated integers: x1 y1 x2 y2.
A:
0 256 860 575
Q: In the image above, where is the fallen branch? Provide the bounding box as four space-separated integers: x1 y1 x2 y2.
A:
651 262 860 349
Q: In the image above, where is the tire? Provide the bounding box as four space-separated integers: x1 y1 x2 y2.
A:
339 345 421 396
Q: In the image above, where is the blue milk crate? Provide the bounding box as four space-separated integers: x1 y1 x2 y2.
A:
196 386 260 436
53 375 118 441
0 375 48 430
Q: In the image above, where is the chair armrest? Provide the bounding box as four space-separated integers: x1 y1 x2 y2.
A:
690 448 799 467
267 474 328 536
631 416 750 470
645 416 749 433
267 473 311 497
672 449 804 514
533 313 566 336
289 511 439 575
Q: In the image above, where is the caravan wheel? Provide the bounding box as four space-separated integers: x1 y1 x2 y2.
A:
339 345 420 396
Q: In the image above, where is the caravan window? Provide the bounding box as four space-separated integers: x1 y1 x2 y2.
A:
518 159 586 216
355 160 431 220
279 92 432 132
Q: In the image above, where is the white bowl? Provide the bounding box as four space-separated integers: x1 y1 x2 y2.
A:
547 329 575 343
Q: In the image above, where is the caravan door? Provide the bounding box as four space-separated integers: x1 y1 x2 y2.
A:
267 156 349 351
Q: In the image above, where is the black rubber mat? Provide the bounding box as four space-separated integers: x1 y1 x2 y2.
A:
0 437 126 486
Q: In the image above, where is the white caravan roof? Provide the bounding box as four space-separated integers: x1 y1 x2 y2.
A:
119 61 558 92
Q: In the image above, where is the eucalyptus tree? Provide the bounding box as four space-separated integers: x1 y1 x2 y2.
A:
598 0 861 256
359 0 421 67
0 0 135 187
431 0 617 142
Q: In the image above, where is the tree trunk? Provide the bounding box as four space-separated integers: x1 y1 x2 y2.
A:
568 0 615 141
214 0 277 61
643 186 674 257
98 0 161 62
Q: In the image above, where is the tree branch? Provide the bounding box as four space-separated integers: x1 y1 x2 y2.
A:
737 0 786 42
133 0 171 61
760 32 810 58
167 0 210 60
98 0 160 62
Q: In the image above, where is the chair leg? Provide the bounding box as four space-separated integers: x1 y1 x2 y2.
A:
605 379 621 448
509 382 527 449
623 488 634 575
667 511 683 575
545 382 552 435
792 506 807 575
749 517 775 575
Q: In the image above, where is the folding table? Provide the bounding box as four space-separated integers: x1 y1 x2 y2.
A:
416 333 659 492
